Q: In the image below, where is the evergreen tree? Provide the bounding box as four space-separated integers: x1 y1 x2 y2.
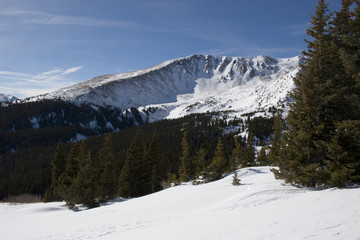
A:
97 134 117 202
44 141 66 202
178 131 193 182
273 0 360 187
119 130 145 197
257 145 268 166
208 138 227 181
194 147 208 177
268 111 283 164
143 132 162 194
229 136 243 171
241 133 256 167
57 142 82 208
73 151 98 208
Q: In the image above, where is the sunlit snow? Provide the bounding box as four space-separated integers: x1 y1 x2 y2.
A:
1 167 359 240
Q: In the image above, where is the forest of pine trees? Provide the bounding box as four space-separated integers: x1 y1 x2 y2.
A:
272 0 360 187
41 114 275 208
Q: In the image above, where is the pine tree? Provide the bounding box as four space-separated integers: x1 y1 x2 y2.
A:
257 145 268 166
194 147 208 177
229 136 243 171
241 133 255 168
178 131 193 182
97 134 117 202
143 132 162 194
57 142 82 208
268 111 283 164
44 141 66 202
324 0 360 186
208 138 227 181
119 130 145 198
273 0 360 187
73 151 98 208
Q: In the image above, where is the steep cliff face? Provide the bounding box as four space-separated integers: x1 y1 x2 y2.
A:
31 54 299 120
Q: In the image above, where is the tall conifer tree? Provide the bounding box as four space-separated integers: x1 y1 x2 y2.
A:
44 141 66 202
273 0 360 187
73 151 98 208
208 138 227 181
119 130 145 197
97 134 117 202
178 131 193 182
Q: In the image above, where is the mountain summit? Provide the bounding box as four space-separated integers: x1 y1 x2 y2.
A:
34 54 300 120
0 94 18 102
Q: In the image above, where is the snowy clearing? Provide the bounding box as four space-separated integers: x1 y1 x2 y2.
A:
1 166 359 240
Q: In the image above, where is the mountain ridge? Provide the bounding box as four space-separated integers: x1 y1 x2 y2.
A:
28 54 300 121
0 94 18 102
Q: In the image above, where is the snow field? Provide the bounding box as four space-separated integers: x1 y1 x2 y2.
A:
1 166 359 240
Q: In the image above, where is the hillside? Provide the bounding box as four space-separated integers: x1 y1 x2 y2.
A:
29 54 299 121
1 166 359 240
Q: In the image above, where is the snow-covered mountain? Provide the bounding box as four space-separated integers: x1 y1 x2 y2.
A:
1 166 359 240
0 93 18 102
33 54 300 121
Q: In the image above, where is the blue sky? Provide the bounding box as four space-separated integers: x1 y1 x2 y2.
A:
0 0 341 98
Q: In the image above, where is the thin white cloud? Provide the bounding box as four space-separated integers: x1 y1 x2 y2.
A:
63 66 83 75
0 66 83 98
0 10 138 28
280 23 310 36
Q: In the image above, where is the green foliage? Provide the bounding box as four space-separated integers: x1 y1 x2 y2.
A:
44 142 65 202
72 151 99 208
119 130 145 198
178 131 194 182
273 0 360 187
143 132 162 194
208 138 228 181
257 145 268 166
97 134 117 202
57 142 82 208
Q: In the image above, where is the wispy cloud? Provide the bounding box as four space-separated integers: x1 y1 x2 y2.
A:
280 23 310 36
0 10 138 28
0 66 83 98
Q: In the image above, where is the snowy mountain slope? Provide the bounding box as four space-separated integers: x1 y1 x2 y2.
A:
0 93 18 102
33 55 299 121
1 166 359 240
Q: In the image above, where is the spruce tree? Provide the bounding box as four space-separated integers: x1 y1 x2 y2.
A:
273 0 360 187
73 151 99 208
241 133 255 168
208 138 227 181
97 134 117 202
257 145 268 166
143 132 162 194
119 130 145 198
194 148 208 177
44 141 66 202
178 131 193 182
268 111 283 164
229 136 243 171
57 142 82 208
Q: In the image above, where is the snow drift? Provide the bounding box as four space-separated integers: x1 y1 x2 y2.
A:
1 166 359 240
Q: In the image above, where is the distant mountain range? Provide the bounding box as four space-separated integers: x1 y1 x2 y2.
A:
28 54 300 122
0 94 18 102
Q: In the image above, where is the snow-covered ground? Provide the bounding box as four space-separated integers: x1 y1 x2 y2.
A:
1 166 359 240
